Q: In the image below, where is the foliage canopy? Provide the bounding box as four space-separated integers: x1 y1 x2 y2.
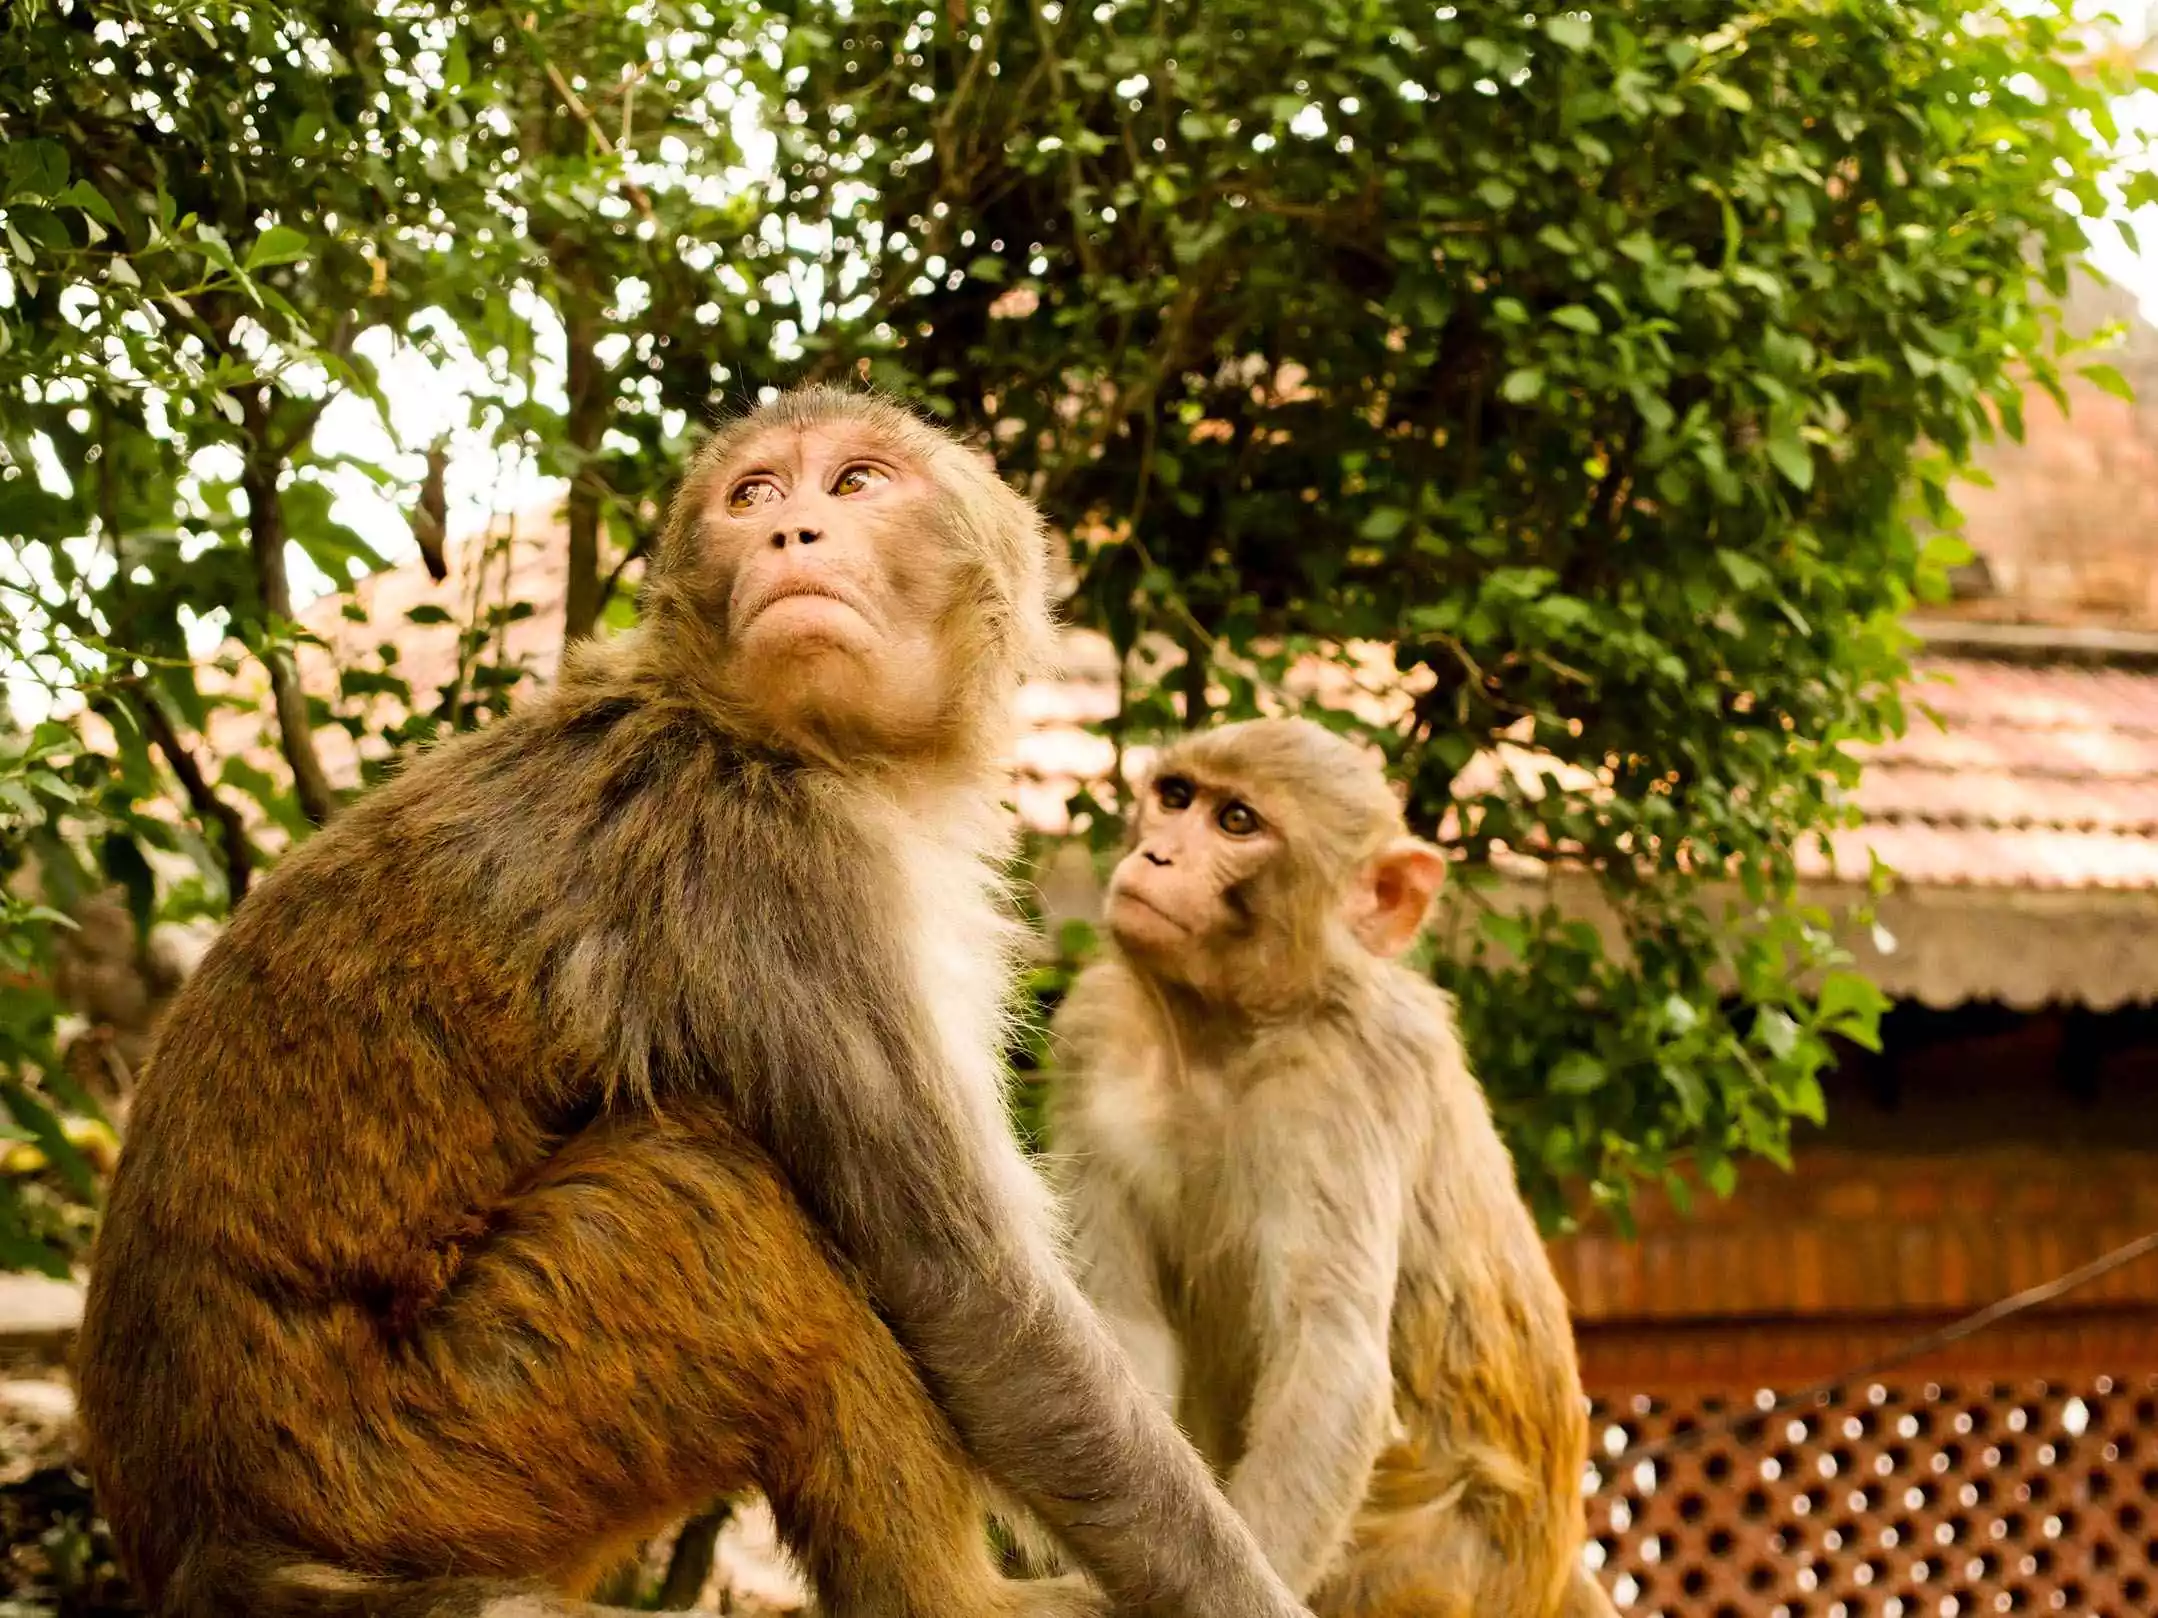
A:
0 0 2140 1267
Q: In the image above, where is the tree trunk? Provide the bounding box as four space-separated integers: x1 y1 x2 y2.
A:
126 689 253 903
240 393 337 827
1177 620 1211 730
560 295 608 648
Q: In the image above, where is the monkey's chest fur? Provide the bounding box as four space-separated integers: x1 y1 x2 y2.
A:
1072 1031 1352 1469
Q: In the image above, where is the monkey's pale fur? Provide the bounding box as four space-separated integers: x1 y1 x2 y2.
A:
1050 718 1620 1618
79 390 1304 1618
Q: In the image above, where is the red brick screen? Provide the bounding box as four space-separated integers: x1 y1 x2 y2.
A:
1584 1374 2158 1617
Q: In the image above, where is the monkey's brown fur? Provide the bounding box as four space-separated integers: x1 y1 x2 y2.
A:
1049 718 1620 1618
77 391 1305 1618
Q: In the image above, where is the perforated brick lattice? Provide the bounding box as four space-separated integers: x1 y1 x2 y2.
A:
1583 1375 2158 1618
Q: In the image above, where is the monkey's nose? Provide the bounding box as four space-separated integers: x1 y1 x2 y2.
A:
1141 849 1172 867
769 527 823 549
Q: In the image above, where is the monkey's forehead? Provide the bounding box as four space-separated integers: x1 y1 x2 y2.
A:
696 419 932 476
1148 724 1401 829
698 390 954 474
1155 720 1370 779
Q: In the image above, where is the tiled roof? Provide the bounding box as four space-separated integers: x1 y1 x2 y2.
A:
266 514 2158 896
1813 657 2158 891
1013 643 2158 895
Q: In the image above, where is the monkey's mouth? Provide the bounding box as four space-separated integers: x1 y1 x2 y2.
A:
1108 887 1190 935
751 581 866 619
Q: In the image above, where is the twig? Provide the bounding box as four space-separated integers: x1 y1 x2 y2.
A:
1601 1226 2158 1476
597 523 652 610
268 312 359 461
518 14 657 223
240 388 339 827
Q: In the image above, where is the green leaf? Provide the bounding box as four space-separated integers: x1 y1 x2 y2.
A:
1704 1155 1738 1198
1 140 67 202
55 179 119 228
1755 1007 1800 1061
1499 367 1544 404
1716 548 1770 593
1550 304 1601 335
1662 1061 1710 1124
1359 506 1409 541
1476 178 1517 211
1815 969 1888 1050
1545 15 1593 52
1547 1052 1607 1095
1766 433 1814 491
244 224 310 271
2081 363 2134 402
1 1086 97 1204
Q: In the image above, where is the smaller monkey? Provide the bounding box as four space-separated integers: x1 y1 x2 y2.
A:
1048 718 1618 1618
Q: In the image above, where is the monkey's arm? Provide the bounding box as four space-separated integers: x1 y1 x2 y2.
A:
752 1040 1297 1618
654 870 1301 1617
1225 1153 1405 1598
1060 1169 1182 1417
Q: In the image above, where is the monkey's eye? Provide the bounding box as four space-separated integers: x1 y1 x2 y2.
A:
831 463 890 497
727 478 780 513
1154 775 1195 812
1217 801 1261 837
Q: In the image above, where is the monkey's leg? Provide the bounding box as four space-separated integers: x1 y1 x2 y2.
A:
171 1109 1100 1618
1308 1495 1581 1618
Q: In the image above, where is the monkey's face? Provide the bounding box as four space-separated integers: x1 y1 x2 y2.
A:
1106 719 1448 1001
700 420 957 746
1106 767 1283 970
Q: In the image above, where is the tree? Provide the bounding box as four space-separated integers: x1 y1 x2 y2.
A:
2 0 462 1271
0 0 2139 1269
743 0 2137 1223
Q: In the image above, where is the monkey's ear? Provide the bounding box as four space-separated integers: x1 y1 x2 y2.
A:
1350 838 1447 958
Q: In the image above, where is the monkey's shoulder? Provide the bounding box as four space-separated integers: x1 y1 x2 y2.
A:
1327 965 1470 1074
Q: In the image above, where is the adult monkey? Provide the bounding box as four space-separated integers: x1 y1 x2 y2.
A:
77 390 1308 1618
1049 718 1620 1618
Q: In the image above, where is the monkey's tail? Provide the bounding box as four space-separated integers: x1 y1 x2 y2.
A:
1562 1563 1623 1618
168 1545 643 1618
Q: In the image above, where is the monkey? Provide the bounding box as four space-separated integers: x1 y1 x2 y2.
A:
75 388 1312 1618
1047 717 1620 1618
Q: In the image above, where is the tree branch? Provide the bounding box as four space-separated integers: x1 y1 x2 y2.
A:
597 521 652 611
518 14 657 224
125 684 253 903
267 312 359 461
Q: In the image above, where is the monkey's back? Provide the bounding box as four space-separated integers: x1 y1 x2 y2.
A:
1362 966 1593 1608
76 704 617 1598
